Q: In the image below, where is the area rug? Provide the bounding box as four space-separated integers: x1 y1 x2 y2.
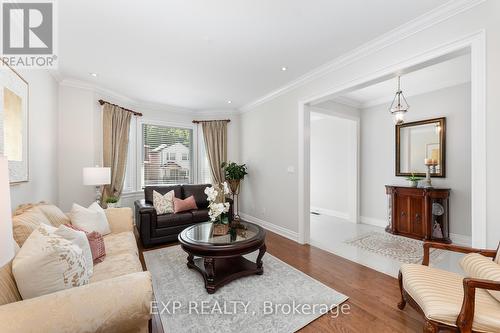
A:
344 232 445 264
143 245 348 333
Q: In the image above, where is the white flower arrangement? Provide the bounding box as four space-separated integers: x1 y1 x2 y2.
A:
204 182 231 223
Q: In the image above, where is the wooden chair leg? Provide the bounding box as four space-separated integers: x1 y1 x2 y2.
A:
423 320 439 333
397 271 407 310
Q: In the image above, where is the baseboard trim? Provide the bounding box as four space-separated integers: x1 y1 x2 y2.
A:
310 206 350 220
240 213 299 243
360 216 388 228
450 233 472 246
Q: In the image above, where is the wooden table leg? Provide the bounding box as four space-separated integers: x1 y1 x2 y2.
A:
204 258 216 294
187 253 194 268
256 243 266 274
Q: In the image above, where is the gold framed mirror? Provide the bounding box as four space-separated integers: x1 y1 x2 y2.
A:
396 117 446 178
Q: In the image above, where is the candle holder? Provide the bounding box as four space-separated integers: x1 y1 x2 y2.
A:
424 164 433 188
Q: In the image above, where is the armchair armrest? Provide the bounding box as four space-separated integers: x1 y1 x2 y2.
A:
105 207 134 234
422 241 497 266
0 271 153 333
456 277 500 333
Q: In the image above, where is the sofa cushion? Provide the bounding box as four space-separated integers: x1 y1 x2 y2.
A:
12 225 91 299
34 204 70 227
14 202 70 227
145 185 182 204
153 190 174 215
0 261 22 305
12 210 51 246
157 212 193 228
461 253 500 302
90 252 143 283
70 202 111 235
103 232 139 257
90 232 142 283
401 263 500 332
191 208 209 223
173 195 198 213
183 184 211 209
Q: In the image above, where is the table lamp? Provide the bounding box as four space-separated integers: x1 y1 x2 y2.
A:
83 166 111 205
0 156 15 267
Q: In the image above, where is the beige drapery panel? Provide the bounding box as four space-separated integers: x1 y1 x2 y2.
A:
102 103 132 202
201 121 228 184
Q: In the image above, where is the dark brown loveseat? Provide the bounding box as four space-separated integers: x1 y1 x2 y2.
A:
134 184 233 247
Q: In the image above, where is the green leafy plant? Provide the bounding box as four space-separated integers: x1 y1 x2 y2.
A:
406 173 422 182
105 196 119 204
221 162 248 180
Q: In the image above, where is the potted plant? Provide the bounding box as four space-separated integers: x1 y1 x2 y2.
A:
204 182 231 235
221 162 248 194
105 196 119 208
406 173 422 188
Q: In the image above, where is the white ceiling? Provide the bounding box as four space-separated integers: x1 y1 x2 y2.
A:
58 0 446 110
322 53 471 109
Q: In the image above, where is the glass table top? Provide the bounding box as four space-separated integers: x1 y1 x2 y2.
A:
184 221 260 245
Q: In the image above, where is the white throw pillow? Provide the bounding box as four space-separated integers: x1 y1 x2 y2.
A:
12 226 91 299
153 190 175 215
54 225 93 276
70 202 111 235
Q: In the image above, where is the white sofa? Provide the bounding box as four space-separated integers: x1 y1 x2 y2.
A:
0 206 153 333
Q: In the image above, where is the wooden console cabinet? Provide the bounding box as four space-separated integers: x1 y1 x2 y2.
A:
385 185 451 243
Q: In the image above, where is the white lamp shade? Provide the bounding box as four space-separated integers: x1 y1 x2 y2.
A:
83 167 111 186
0 156 15 267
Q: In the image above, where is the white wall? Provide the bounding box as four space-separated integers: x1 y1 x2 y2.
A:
310 113 354 220
58 82 240 211
10 70 59 210
361 83 471 237
239 1 500 247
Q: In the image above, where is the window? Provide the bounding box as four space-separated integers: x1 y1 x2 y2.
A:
167 152 176 161
141 123 193 187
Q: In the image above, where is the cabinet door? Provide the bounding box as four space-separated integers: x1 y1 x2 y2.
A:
410 197 424 237
396 195 410 234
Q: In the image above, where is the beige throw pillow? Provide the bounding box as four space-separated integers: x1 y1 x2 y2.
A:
153 190 175 215
54 225 93 276
70 202 111 235
12 210 52 246
34 204 71 227
460 253 500 302
12 225 91 299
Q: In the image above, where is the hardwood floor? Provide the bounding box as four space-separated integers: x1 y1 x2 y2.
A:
138 229 425 333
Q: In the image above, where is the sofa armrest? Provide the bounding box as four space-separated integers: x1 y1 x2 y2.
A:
105 207 134 234
0 271 153 333
422 241 497 266
134 200 157 247
456 277 500 332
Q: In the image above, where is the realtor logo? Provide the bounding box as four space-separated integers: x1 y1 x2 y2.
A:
1 1 57 68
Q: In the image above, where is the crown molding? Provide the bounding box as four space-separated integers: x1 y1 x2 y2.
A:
358 78 471 109
239 0 485 113
319 96 362 109
58 78 230 116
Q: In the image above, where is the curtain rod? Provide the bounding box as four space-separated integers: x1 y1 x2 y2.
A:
98 99 143 117
192 119 231 124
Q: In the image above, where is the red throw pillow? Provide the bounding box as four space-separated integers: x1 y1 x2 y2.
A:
173 195 198 213
65 224 106 263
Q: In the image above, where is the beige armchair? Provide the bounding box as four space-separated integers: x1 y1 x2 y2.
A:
398 241 500 333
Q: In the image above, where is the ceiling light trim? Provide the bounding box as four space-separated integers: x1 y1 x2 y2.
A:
239 0 485 113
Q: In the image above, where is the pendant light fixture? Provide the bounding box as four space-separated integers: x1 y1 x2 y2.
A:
389 76 410 125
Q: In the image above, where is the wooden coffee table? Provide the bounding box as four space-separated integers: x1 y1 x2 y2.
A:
178 221 266 294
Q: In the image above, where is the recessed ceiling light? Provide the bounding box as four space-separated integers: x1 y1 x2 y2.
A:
89 73 98 77
227 100 232 104
281 67 288 71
